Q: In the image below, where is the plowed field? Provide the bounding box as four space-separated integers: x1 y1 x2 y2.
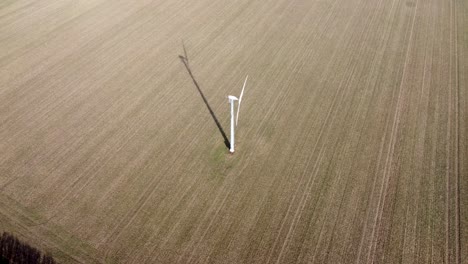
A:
0 0 466 263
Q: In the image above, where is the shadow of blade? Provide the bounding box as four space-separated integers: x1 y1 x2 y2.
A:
178 54 230 149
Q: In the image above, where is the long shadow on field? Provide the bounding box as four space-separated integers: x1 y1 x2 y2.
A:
179 43 230 149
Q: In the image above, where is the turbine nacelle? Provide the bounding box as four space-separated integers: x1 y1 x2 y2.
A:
228 95 239 101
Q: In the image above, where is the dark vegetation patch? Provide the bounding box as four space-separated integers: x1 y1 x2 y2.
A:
0 232 56 264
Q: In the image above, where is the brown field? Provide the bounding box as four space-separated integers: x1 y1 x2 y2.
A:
0 0 466 263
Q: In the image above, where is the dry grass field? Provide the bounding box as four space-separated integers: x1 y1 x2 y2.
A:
0 0 466 263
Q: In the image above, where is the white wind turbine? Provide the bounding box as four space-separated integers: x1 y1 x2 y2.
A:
228 75 248 153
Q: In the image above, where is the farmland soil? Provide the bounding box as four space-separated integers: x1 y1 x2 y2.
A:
0 0 466 263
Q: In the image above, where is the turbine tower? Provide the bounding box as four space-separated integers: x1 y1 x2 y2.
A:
228 76 248 153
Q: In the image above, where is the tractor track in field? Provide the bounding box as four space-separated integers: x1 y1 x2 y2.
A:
451 0 461 262
444 0 461 263
265 0 390 258
266 2 357 262
354 0 401 260
365 0 419 262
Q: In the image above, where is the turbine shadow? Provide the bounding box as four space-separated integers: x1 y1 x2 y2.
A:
179 44 230 149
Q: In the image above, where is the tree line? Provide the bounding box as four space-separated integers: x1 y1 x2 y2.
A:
0 232 56 264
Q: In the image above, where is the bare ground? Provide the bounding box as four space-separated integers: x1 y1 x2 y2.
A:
0 0 466 263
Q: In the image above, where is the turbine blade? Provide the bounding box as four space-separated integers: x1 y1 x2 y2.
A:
236 75 248 126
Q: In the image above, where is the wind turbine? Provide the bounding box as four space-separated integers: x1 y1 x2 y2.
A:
228 75 248 153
